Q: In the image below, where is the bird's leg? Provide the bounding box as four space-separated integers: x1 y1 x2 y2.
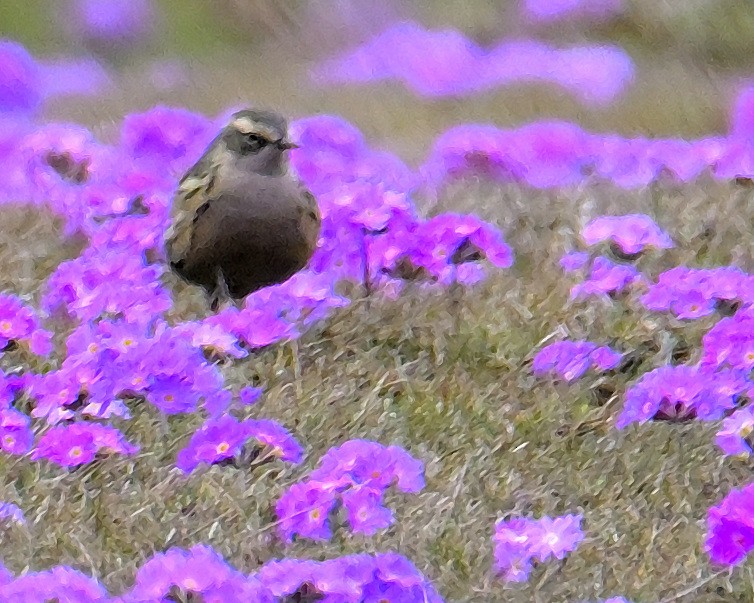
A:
209 267 233 313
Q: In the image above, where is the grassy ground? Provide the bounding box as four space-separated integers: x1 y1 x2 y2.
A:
1 2 754 601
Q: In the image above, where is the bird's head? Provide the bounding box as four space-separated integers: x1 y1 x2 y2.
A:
221 109 298 176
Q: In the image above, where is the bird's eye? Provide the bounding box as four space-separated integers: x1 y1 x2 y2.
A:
241 133 268 154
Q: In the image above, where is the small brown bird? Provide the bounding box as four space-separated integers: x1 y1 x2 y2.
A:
165 109 321 311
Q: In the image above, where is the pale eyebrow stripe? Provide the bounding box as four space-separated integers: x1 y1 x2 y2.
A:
231 117 281 140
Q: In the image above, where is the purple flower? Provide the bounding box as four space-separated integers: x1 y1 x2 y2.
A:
315 24 634 105
570 256 643 299
0 566 110 602
642 266 753 319
310 439 425 492
0 292 52 356
492 517 538 582
524 513 585 561
0 410 33 455
173 320 248 359
705 483 754 566
341 486 394 535
246 419 304 464
560 251 589 272
290 114 417 196
616 365 747 429
390 213 513 285
702 309 754 370
175 414 251 473
127 544 271 602
730 84 754 139
277 440 424 541
532 340 622 381
145 376 202 415
67 0 156 51
0 501 25 525
256 553 443 602
238 385 263 406
582 214 673 256
120 105 214 167
716 408 754 458
313 21 486 97
275 482 338 542
493 514 584 582
487 42 634 106
43 249 172 324
176 415 302 473
0 40 41 114
31 423 138 467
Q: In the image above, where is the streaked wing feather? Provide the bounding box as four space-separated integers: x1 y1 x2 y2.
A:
165 172 214 265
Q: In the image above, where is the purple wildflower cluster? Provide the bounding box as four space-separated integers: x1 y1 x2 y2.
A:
0 293 52 356
531 203 754 572
176 414 303 473
0 41 518 600
616 365 748 429
533 340 622 381
419 119 754 192
276 439 425 541
0 565 110 602
0 501 25 526
291 115 513 296
702 308 754 370
31 423 138 467
705 483 754 566
0 545 443 602
715 408 754 458
493 513 585 581
581 214 674 257
569 256 645 299
125 544 270 602
315 22 634 104
258 552 444 602
1 8 754 596
642 266 754 319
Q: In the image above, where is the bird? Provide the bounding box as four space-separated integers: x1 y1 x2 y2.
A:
165 108 321 312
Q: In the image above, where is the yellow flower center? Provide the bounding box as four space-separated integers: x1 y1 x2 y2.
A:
70 446 82 458
216 442 230 454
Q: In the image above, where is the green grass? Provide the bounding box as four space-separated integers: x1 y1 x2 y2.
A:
2 179 754 601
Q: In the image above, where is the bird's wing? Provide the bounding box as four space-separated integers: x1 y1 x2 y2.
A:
164 169 216 266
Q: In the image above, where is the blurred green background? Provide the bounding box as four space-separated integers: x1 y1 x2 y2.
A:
3 0 754 153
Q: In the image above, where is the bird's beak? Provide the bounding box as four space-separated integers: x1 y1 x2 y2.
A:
278 139 299 150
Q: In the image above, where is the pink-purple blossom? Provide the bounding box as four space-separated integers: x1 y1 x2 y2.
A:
31 422 139 467
493 514 585 582
706 482 754 566
617 365 749 429
715 408 754 458
533 340 622 381
175 414 302 473
581 214 674 256
314 23 634 105
276 439 424 541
